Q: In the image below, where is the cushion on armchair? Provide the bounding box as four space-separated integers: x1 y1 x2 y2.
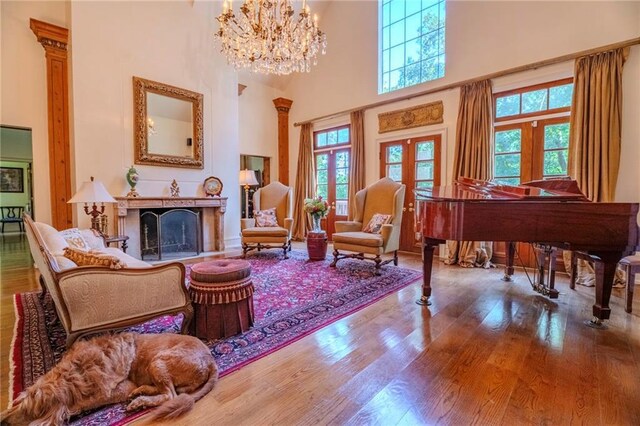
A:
255 207 278 227
363 213 392 234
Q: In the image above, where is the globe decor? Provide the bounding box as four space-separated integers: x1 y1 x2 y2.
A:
304 196 330 232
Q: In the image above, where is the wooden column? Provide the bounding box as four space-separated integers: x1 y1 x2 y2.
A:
273 97 293 185
30 19 72 229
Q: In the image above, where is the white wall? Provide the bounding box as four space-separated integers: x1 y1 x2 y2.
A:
285 1 640 203
1 1 69 223
69 1 244 246
238 76 284 182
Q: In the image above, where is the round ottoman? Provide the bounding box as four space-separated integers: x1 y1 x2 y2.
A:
188 259 254 340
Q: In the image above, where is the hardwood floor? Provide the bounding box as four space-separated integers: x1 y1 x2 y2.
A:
1 237 639 424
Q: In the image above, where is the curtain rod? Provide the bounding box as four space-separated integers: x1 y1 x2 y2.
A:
293 37 640 127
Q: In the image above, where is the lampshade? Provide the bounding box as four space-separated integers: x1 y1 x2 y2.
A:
239 169 259 186
68 177 116 204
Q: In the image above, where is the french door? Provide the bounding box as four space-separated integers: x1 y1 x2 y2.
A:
493 116 571 266
315 148 350 240
380 135 441 252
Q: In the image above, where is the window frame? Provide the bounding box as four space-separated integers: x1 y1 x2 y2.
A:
313 124 351 151
493 78 573 123
378 0 446 94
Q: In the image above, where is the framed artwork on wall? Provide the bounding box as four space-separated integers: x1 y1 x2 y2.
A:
0 167 24 193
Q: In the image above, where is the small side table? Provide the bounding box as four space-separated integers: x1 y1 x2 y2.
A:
307 231 328 260
104 235 129 253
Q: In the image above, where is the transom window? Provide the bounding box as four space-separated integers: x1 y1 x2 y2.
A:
493 79 573 186
495 78 573 122
379 0 446 94
314 125 350 149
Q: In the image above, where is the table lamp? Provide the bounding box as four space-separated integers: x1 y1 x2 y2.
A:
68 176 117 234
239 169 259 219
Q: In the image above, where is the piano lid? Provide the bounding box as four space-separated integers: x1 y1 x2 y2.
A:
414 177 589 202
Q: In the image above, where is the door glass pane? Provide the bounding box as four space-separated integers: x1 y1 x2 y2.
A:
387 164 402 181
494 153 521 178
494 177 520 186
549 83 573 109
544 123 569 149
386 145 402 162
496 94 520 117
495 129 521 153
336 184 348 200
336 151 349 168
521 89 548 114
317 184 328 199
316 153 328 169
416 141 434 160
336 168 348 184
543 150 568 176
317 169 328 184
335 200 348 216
416 180 433 189
416 161 434 180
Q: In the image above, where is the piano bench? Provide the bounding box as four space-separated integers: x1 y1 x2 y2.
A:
619 255 640 313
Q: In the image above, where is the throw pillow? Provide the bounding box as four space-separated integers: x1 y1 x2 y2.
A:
59 228 90 251
254 207 278 227
63 247 126 270
363 213 392 234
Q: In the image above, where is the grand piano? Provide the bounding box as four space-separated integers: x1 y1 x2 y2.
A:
414 178 639 325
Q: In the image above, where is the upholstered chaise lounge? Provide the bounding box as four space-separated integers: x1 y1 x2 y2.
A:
24 214 193 347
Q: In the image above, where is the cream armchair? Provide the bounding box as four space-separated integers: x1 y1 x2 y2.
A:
241 181 293 258
330 177 406 274
23 214 193 347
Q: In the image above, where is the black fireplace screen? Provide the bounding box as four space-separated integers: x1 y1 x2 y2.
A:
140 208 201 261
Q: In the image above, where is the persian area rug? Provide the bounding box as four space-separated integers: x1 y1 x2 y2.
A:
9 250 421 425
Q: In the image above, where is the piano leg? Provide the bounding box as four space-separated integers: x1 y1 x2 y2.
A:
502 242 516 282
583 251 626 328
417 239 439 306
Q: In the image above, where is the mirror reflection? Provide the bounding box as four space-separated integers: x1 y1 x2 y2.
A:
133 76 203 169
147 92 194 158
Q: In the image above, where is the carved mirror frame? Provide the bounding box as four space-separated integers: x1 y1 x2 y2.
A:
133 76 204 169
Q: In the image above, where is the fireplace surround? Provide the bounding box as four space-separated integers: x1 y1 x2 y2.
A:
115 196 227 260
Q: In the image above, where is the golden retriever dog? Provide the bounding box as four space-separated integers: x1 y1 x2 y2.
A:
1 333 218 426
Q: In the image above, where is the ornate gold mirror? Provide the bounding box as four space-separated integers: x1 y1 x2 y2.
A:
133 76 203 169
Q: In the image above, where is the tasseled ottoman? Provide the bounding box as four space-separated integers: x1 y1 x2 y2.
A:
188 259 254 340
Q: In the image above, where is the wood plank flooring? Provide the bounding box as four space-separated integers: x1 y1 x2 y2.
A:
1 235 639 424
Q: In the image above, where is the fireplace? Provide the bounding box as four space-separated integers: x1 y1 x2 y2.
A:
114 196 227 259
140 208 201 261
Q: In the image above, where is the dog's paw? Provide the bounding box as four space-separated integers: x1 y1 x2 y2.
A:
126 399 145 412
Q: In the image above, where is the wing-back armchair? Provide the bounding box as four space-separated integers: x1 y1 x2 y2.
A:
330 177 406 274
241 181 293 258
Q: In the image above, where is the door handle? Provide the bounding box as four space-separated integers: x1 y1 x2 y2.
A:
403 207 407 212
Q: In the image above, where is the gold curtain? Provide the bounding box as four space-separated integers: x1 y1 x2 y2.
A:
291 123 315 241
446 80 494 268
565 47 628 286
348 110 366 220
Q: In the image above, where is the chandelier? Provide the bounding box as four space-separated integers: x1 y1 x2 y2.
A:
214 0 327 75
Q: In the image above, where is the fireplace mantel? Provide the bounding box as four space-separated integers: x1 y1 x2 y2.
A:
114 196 227 259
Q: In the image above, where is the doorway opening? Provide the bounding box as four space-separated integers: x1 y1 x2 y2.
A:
240 155 271 218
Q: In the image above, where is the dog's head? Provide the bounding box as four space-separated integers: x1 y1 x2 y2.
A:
0 384 68 426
